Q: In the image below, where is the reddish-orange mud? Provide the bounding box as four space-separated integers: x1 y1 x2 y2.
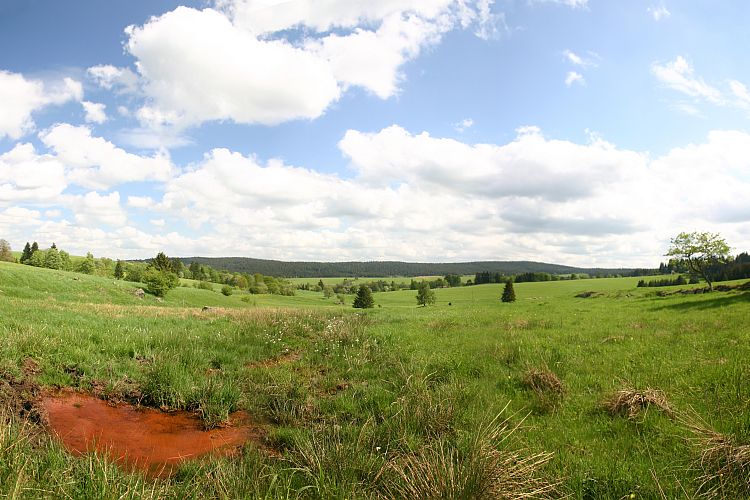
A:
42 391 260 477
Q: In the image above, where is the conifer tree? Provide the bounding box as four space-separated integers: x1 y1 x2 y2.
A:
114 260 124 279
501 280 516 303
31 241 39 254
20 242 32 263
353 284 375 309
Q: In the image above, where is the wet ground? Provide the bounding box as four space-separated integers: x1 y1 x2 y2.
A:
42 390 262 477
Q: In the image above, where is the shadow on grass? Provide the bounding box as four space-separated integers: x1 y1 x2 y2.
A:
651 291 750 311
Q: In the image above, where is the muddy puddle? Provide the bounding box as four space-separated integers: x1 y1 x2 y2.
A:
42 391 262 477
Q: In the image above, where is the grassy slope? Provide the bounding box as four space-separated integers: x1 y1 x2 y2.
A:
1 261 749 498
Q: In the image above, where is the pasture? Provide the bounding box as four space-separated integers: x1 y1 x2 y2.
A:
1 261 749 498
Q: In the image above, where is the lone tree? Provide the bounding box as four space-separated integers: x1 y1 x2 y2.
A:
353 284 375 309
501 280 516 303
666 231 730 291
0 239 13 262
416 282 436 306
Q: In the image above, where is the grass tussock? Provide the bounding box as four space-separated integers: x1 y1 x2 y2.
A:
680 412 750 498
604 387 675 420
378 409 557 499
522 365 565 413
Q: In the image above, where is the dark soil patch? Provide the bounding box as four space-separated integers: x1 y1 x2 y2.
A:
42 390 270 477
0 360 43 422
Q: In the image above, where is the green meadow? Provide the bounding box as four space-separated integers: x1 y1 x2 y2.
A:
1 260 749 498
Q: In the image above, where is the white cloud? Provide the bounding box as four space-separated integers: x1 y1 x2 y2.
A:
565 71 585 87
529 0 588 8
125 7 341 127
81 101 107 124
647 5 671 21
216 0 456 33
39 124 174 190
5 122 750 266
454 118 474 132
0 143 67 203
729 79 750 109
651 56 723 105
72 191 127 227
0 71 82 140
87 65 139 94
123 2 500 129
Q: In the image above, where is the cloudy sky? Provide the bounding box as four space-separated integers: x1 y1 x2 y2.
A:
1 0 749 267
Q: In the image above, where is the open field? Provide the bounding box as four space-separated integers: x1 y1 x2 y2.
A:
1 260 749 498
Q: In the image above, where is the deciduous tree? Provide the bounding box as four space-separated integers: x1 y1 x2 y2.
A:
666 231 730 291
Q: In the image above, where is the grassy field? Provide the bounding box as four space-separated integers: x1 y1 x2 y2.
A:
1 260 749 498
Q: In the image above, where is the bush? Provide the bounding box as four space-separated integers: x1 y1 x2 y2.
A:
221 285 232 296
143 268 180 297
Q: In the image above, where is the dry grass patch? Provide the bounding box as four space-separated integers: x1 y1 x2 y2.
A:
523 366 565 398
603 387 675 420
378 409 558 499
680 413 750 498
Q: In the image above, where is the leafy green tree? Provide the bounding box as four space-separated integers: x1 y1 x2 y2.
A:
666 231 731 291
416 282 436 306
78 252 95 274
114 260 125 279
20 242 32 263
44 246 61 269
29 250 46 267
323 285 334 299
352 285 375 309
0 239 13 262
59 251 72 271
143 267 179 297
501 280 516 303
444 274 462 287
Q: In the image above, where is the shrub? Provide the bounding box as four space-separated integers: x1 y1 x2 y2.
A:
142 268 180 298
221 285 232 296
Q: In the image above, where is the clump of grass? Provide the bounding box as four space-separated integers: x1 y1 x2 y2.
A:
603 387 674 420
378 408 557 499
522 365 565 413
190 378 242 429
680 412 750 498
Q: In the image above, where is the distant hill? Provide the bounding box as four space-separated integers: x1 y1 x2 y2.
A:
176 256 635 278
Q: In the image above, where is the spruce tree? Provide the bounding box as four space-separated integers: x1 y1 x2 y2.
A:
501 280 516 303
20 242 32 263
352 284 375 309
114 260 124 279
31 242 39 254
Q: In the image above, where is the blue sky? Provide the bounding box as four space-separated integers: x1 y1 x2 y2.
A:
1 0 749 266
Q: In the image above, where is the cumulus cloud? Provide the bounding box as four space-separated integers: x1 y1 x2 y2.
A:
71 191 127 227
122 1 502 129
0 71 82 140
39 123 174 190
5 123 750 266
0 143 67 203
81 101 107 124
